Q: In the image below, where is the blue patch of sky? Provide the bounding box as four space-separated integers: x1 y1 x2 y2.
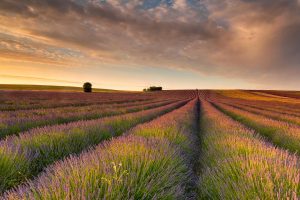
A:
46 47 83 58
141 0 174 9
187 0 210 19
215 18 230 29
74 0 108 6
73 0 87 6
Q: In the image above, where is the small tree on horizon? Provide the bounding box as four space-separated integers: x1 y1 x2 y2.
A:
83 82 92 93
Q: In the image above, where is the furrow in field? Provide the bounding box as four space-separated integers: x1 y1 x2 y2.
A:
0 90 196 111
215 98 300 117
0 97 157 112
0 91 156 111
3 98 200 199
212 101 300 155
197 100 300 199
0 98 180 139
211 91 300 111
214 90 300 104
219 101 300 126
0 97 152 111
0 99 189 193
230 101 300 118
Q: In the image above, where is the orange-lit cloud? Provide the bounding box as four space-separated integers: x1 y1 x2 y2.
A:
0 0 299 89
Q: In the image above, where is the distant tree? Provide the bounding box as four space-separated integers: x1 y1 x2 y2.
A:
83 82 92 93
143 86 162 92
149 86 162 91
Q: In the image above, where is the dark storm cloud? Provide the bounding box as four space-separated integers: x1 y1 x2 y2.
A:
238 0 300 76
0 0 222 56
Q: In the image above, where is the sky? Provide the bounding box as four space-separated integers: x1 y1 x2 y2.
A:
0 0 300 90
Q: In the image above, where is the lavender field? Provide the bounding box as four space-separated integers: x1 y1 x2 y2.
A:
0 89 300 199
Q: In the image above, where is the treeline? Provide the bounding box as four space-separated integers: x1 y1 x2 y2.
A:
143 86 163 92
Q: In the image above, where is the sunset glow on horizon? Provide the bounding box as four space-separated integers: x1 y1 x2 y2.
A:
1 0 300 90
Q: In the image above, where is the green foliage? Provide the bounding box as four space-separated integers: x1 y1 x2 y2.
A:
83 82 92 93
143 86 163 92
214 102 300 155
197 101 300 199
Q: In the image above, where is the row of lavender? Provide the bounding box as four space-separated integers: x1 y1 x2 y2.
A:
1 89 299 199
0 90 196 111
214 96 300 119
197 100 300 199
0 91 150 111
210 90 300 112
0 99 190 193
220 101 300 123
0 98 179 139
210 99 300 155
3 98 199 199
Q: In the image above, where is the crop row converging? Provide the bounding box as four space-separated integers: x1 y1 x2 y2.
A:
0 90 300 199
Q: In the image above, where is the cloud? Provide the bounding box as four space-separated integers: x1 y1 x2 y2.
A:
0 0 299 89
0 74 81 84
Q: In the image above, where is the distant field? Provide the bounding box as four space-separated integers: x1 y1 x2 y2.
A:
215 89 300 103
250 89 300 99
0 84 120 92
0 89 299 199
